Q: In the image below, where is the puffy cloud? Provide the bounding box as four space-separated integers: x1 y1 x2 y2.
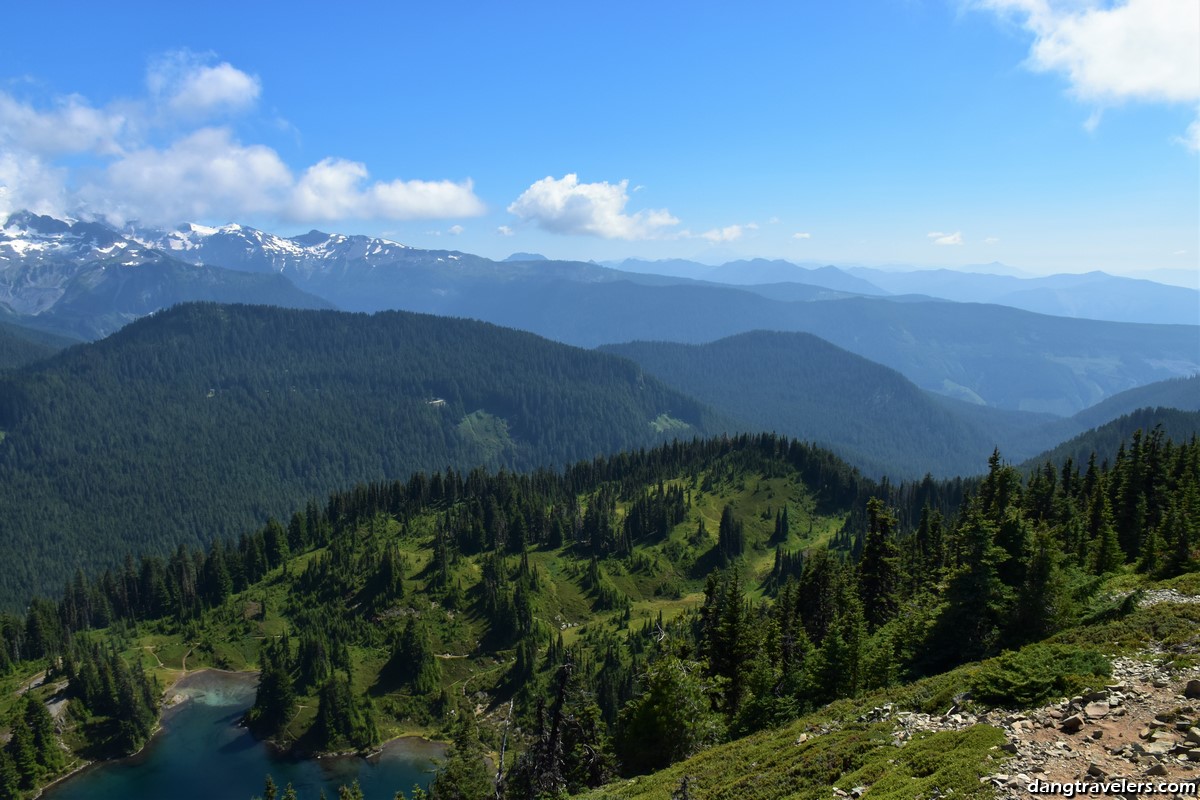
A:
0 53 485 225
792 232 812 240
978 0 1200 142
496 225 515 236
83 127 292 223
448 224 464 235
77 136 483 225
927 231 964 245
147 51 261 116
1178 116 1200 152
700 224 746 243
507 174 680 239
0 151 69 219
0 92 126 156
288 158 482 222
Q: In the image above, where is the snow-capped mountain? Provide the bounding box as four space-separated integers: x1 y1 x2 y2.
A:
0 212 331 338
0 212 167 316
130 222 418 280
127 219 618 315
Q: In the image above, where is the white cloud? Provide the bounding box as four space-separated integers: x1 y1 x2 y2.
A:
448 224 464 236
700 224 746 243
84 127 292 223
768 216 781 225
980 0 1200 103
0 92 127 156
497 225 515 236
0 55 486 225
1178 115 1200 152
793 232 812 240
1172 249 1188 255
69 131 484 226
507 174 680 239
289 158 482 222
927 231 964 245
0 151 69 219
978 0 1200 143
984 236 1001 245
147 51 261 117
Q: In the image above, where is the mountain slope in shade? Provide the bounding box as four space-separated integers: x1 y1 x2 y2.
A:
444 279 1195 415
602 331 1081 478
1020 407 1200 472
0 303 723 606
0 319 65 369
1070 375 1200 429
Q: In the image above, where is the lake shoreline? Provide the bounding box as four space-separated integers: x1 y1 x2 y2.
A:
42 671 448 800
164 667 448 760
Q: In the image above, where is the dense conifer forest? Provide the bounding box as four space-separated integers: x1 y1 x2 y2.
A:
0 303 722 607
0 427 1195 799
0 320 67 370
603 332 1046 478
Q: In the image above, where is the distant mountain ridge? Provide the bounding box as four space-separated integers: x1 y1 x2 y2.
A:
3 212 1197 415
603 333 1199 479
846 265 1199 325
1 212 332 338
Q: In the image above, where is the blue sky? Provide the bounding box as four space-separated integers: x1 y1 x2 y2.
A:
1 1 1196 278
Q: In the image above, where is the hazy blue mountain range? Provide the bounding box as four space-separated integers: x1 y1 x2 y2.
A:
609 256 1198 325
846 265 1200 325
603 334 1198 479
4 213 1197 416
458 281 1195 415
609 256 886 295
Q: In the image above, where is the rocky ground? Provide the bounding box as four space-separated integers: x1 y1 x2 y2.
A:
843 591 1200 799
988 590 1200 799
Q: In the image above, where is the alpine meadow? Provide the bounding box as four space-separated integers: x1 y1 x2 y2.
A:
0 4 1197 800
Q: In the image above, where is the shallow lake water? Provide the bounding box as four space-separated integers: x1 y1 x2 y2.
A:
44 670 443 800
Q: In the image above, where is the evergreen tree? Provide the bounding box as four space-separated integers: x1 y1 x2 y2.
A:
23 695 63 776
248 634 296 736
614 656 722 776
428 716 492 800
857 498 899 631
716 505 745 565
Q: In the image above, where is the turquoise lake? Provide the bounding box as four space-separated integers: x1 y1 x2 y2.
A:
44 671 443 800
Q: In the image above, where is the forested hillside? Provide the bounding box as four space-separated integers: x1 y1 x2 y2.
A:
0 319 71 369
0 303 722 607
1071 375 1200 429
1021 408 1200 473
603 332 1049 478
2 427 1195 799
450 281 1197 414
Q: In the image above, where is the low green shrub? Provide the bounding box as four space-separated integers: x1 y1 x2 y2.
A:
968 643 1110 708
